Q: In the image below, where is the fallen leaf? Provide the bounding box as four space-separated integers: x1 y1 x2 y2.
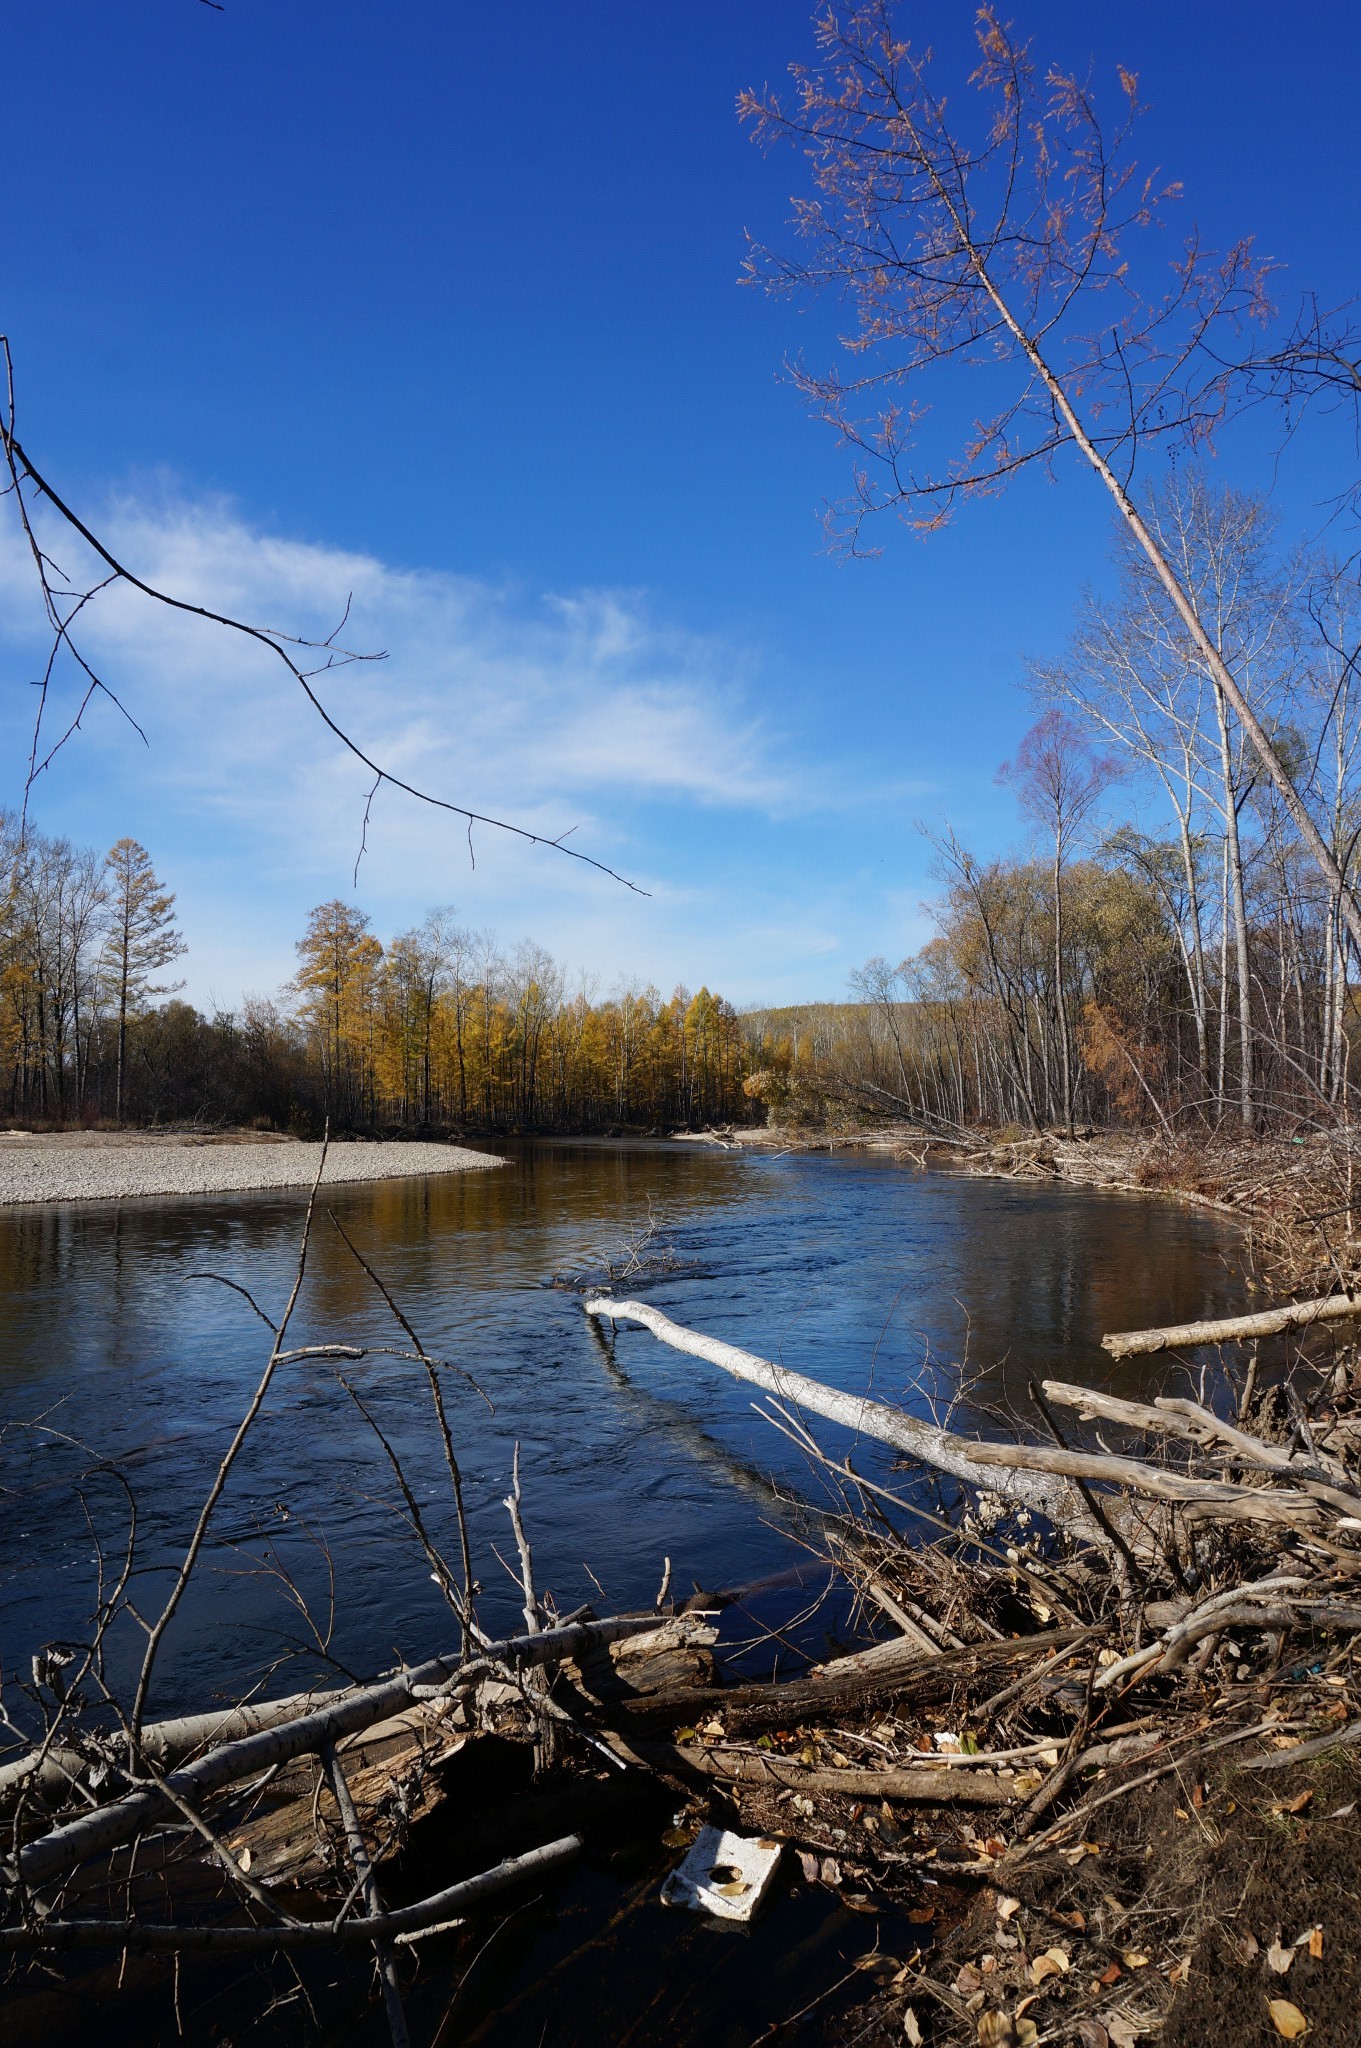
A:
997 1895 1022 1921
797 1851 819 1883
661 1827 692 1849
1267 1999 1309 2039
1096 1962 1123 1987
1076 2023 1110 2048
1267 1939 1294 1976
1308 1928 1323 1959
904 2012 923 2048
907 1905 936 1925
1168 1956 1192 1986
956 1962 984 1996
1013 1770 1045 1797
713 1880 750 1898
1106 2021 1142 2048
1241 1932 1260 1961
1017 2026 1038 2048
1028 1946 1070 1986
975 2015 1013 2048
1055 1907 1087 1931
820 1857 842 1887
1284 1789 1314 1814
842 1891 879 1913
1327 1801 1356 1819
1122 1950 1151 1969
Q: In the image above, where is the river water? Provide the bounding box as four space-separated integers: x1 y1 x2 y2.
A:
2 1142 1245 1724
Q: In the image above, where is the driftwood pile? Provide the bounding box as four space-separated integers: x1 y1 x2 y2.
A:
575 1294 1361 2045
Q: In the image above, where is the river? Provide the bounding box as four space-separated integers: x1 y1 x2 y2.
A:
2 1141 1244 1723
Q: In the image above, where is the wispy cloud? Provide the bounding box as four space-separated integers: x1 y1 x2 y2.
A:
0 485 938 1004
1 488 791 852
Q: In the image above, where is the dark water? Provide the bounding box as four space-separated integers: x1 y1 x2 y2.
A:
1 1142 1245 1721
1 1144 1248 2047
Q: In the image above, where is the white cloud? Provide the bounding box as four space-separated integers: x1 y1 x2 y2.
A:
0 485 936 1004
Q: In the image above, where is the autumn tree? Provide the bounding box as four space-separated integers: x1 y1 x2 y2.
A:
102 838 186 1121
291 900 383 1122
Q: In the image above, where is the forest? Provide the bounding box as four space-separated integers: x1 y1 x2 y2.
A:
0 828 749 1133
749 474 1361 1141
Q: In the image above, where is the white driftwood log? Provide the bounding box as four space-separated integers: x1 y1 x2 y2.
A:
0 1685 359 1807
1102 1292 1361 1357
1042 1382 1361 1518
585 1296 1087 1524
584 1299 1325 1535
6 1613 658 1893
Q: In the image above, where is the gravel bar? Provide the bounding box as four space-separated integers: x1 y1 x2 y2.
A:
0 1140 507 1207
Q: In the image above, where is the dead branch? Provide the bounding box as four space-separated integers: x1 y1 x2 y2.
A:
4 1613 661 1894
1102 1290 1361 1355
0 1835 584 1952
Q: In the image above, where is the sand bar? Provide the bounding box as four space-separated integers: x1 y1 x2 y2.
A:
0 1133 506 1206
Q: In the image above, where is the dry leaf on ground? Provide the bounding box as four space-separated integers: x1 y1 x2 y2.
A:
1267 1999 1309 2040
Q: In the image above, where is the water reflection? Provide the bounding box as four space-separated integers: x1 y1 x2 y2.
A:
0 1146 1244 1720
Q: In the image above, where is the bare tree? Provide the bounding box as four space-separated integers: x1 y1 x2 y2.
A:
999 712 1121 1134
739 5 1361 949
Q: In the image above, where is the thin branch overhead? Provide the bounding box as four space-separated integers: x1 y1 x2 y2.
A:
0 337 646 894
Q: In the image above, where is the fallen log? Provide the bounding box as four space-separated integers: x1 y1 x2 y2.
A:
617 1741 1010 1805
1102 1291 1361 1357
584 1300 1324 1534
5 1612 660 1894
584 1297 1099 1531
0 1683 356 1809
1042 1381 1361 1518
611 1629 1094 1734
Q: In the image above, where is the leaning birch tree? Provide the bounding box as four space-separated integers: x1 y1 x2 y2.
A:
739 4 1361 949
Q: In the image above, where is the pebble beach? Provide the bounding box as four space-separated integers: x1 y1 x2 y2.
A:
0 1132 506 1206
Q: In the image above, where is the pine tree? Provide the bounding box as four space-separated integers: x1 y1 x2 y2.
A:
102 839 186 1121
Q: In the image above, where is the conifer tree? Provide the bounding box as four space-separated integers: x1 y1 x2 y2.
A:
102 838 186 1121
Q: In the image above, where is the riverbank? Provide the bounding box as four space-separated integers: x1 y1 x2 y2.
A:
0 1130 506 1205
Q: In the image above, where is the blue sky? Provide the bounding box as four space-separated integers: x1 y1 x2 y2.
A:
3 2 1358 1009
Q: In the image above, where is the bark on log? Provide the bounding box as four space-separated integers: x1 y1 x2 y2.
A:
1102 1293 1361 1357
618 1741 1011 1805
0 1686 354 1808
612 1629 1092 1734
5 1614 658 1893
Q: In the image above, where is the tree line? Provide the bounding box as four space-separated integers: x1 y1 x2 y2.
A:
1 829 751 1133
1 818 186 1124
747 474 1361 1141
